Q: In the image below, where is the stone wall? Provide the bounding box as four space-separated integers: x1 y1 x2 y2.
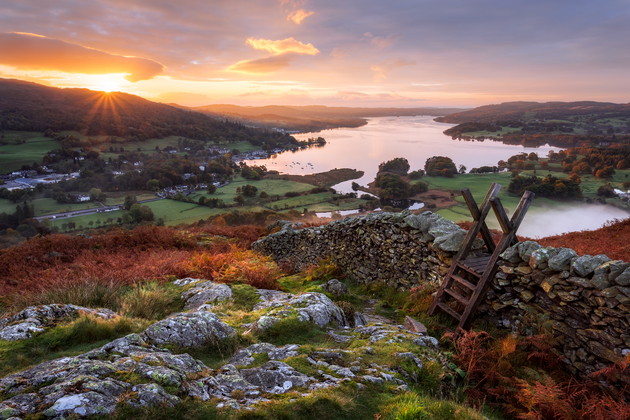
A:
253 211 630 378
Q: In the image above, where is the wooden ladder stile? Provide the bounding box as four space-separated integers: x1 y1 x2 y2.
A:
428 184 535 336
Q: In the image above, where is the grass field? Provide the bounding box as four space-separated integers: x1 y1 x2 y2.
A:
0 197 102 217
46 209 126 231
0 131 62 172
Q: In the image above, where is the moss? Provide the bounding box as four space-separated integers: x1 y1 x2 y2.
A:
230 284 261 311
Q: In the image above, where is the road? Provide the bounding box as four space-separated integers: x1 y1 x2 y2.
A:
33 197 164 221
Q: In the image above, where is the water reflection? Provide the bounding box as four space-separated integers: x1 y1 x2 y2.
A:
247 116 556 194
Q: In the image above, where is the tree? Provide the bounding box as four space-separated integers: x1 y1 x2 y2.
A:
540 161 549 169
259 191 269 198
207 184 217 194
425 156 457 177
351 182 360 191
233 195 245 205
198 196 206 206
408 170 424 180
527 152 538 161
146 179 160 191
123 194 137 210
378 157 410 175
88 188 106 202
617 159 629 170
62 222 68 231
458 165 467 174
242 184 258 197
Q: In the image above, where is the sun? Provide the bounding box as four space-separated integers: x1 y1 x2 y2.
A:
97 80 120 93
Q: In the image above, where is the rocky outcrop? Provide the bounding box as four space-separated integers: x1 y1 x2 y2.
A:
174 278 233 310
0 304 117 341
0 334 205 419
253 292 348 330
141 310 236 348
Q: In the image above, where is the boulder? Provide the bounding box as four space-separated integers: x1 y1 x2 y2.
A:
548 248 578 271
141 311 236 348
254 292 348 329
229 343 300 367
180 281 232 310
240 361 313 393
403 316 427 335
321 279 349 296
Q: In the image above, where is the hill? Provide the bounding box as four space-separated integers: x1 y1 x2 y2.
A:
435 101 630 124
183 104 469 133
0 78 295 146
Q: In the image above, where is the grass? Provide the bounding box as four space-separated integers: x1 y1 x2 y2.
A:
0 315 146 377
0 132 62 172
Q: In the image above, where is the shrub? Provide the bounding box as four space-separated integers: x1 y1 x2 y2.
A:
284 191 301 198
335 301 355 326
408 170 425 180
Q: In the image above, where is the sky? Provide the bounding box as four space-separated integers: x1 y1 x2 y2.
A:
0 0 629 108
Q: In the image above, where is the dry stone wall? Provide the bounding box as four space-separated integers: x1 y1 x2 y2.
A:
253 211 630 378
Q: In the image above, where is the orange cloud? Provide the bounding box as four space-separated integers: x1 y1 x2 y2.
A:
246 37 320 55
0 32 164 82
287 9 314 24
370 58 416 81
228 54 293 73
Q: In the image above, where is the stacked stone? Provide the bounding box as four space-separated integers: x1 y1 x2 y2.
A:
479 241 630 378
253 211 483 291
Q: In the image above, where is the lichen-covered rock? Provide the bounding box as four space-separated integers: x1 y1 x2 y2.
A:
44 392 118 417
229 343 300 367
321 279 348 296
176 280 233 310
428 218 483 252
240 361 313 393
254 292 347 329
548 248 578 271
0 304 117 342
615 267 630 286
572 254 612 277
128 383 180 407
141 311 236 348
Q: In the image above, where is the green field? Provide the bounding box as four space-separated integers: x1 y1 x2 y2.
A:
0 197 102 217
0 131 62 172
421 166 630 226
44 209 126 231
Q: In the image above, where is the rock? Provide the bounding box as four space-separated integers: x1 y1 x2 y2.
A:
320 279 348 296
44 392 118 417
229 343 300 367
529 247 554 269
402 316 427 335
500 245 521 264
181 281 232 310
141 311 236 348
395 352 423 369
548 248 578 271
129 383 180 407
0 304 117 341
255 292 348 329
518 241 542 262
572 254 611 277
428 219 483 252
240 361 313 393
614 267 630 286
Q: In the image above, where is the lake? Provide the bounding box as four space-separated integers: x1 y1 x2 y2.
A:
249 116 556 193
246 116 629 236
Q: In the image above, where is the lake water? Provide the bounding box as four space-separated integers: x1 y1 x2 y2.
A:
246 116 629 236
249 116 556 193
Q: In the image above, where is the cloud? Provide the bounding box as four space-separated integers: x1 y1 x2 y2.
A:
371 34 401 48
370 58 416 81
287 9 314 24
330 48 349 59
246 37 320 55
228 53 293 73
0 32 164 82
335 90 425 102
155 92 210 106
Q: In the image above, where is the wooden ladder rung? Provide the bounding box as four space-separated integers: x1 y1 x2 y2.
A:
452 274 477 291
437 302 461 321
445 288 470 305
457 262 482 277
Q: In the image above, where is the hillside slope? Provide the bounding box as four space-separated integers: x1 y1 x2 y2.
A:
0 78 293 145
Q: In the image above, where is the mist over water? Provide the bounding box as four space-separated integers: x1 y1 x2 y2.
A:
518 205 630 238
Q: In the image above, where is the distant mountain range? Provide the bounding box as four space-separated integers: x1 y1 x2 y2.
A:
435 101 630 124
